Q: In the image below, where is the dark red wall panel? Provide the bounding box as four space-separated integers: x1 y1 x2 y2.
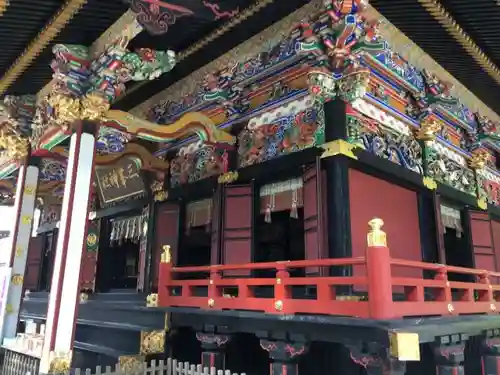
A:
469 211 496 273
153 202 180 288
349 169 422 277
222 184 253 276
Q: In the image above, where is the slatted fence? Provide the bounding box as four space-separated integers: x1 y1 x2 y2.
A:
73 359 244 375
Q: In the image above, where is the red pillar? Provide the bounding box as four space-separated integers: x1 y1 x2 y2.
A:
365 218 394 319
39 122 97 374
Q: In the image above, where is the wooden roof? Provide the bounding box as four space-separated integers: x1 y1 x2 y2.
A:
370 0 500 116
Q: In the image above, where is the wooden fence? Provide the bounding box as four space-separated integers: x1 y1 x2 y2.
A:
73 359 246 375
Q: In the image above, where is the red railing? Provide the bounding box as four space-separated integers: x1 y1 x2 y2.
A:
158 229 500 320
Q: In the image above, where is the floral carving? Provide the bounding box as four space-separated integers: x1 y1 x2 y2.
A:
170 142 228 187
347 110 423 174
427 148 475 195
238 105 324 168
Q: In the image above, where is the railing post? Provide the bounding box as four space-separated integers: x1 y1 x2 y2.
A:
158 245 173 306
274 264 290 314
208 268 221 307
366 218 395 319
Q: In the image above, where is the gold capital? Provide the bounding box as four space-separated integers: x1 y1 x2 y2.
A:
367 218 387 247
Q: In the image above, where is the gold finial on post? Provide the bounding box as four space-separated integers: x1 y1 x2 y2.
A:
161 245 171 263
367 218 387 247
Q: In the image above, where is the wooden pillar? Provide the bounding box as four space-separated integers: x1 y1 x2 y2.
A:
260 340 308 375
2 155 40 342
323 99 352 273
196 333 231 370
39 122 97 374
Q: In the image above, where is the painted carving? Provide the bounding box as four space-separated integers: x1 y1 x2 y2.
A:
170 141 228 187
238 99 324 168
96 127 133 154
39 159 66 182
103 110 235 145
427 147 475 195
127 0 194 35
347 107 423 174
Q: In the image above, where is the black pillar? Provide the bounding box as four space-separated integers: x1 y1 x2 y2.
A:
434 342 465 375
347 343 406 375
482 335 500 375
323 99 352 276
196 332 231 370
260 340 308 375
144 202 156 294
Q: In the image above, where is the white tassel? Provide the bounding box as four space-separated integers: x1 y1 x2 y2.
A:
290 189 298 219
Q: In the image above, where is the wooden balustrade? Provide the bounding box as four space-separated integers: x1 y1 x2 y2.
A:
157 219 500 320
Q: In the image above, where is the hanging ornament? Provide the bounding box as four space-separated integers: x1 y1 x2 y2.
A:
290 189 298 219
264 194 275 223
110 221 116 244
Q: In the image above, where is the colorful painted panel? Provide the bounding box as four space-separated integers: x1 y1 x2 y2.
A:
39 159 66 182
346 103 423 174
170 142 228 187
426 143 475 196
96 127 132 155
238 96 324 168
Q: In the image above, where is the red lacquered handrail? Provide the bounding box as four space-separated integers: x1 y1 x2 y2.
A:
158 243 500 320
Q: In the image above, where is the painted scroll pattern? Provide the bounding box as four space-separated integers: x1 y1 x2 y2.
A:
170 143 229 187
238 102 324 168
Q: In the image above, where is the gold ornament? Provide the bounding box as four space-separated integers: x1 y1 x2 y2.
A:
49 351 72 374
422 176 437 190
415 118 442 142
161 245 171 263
119 355 145 375
80 92 110 121
367 218 387 247
146 293 158 307
140 330 165 355
11 274 23 285
48 94 81 125
218 171 239 184
469 149 490 170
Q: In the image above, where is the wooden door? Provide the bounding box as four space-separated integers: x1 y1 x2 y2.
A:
222 183 253 276
468 210 496 272
152 202 180 289
303 160 324 274
80 220 100 291
211 188 223 265
24 235 44 291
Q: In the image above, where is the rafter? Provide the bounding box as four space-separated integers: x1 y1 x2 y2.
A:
0 0 88 96
417 0 500 86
